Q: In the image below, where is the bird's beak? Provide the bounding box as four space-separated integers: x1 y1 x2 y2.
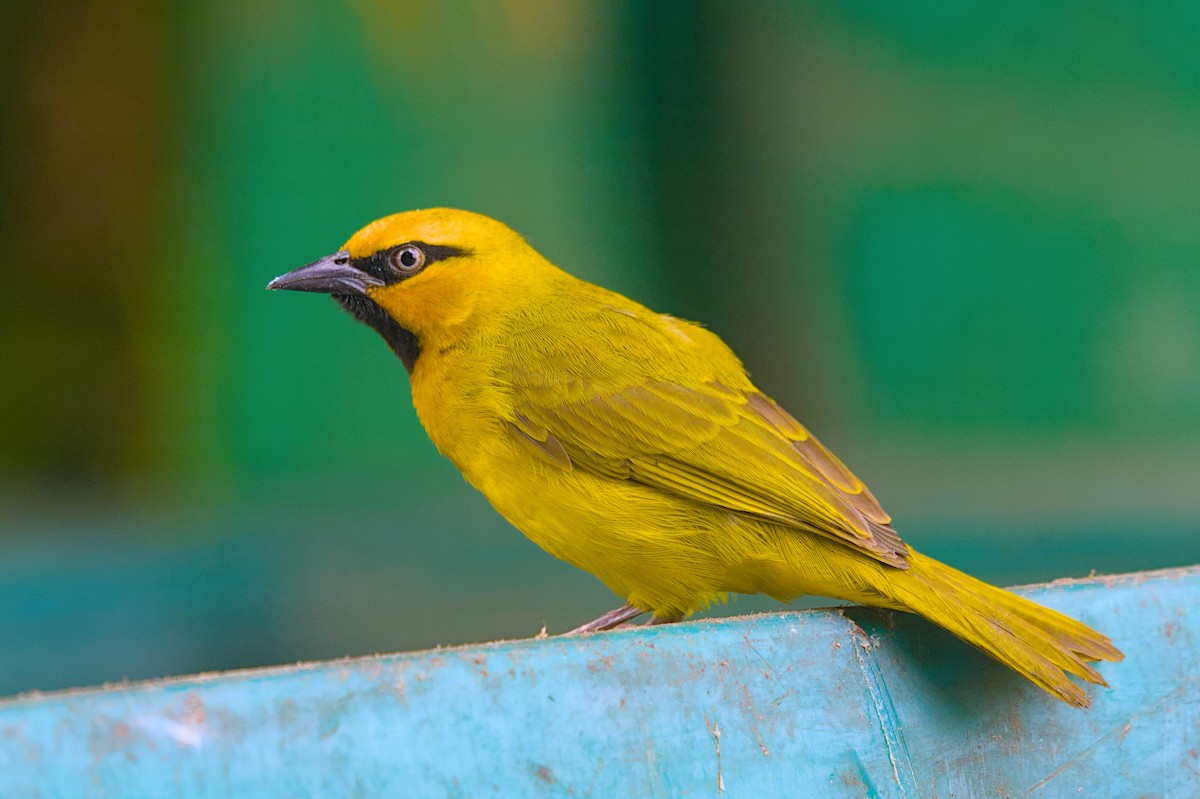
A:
266 250 384 296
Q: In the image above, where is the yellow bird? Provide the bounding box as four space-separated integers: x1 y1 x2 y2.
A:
268 208 1122 707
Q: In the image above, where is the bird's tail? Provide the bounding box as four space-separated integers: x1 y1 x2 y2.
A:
880 552 1124 707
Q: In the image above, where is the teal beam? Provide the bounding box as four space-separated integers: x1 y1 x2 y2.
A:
1 566 1195 797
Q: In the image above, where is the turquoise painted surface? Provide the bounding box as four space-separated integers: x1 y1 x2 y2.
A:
1 566 1195 797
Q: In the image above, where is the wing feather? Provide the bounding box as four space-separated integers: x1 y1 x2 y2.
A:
506 305 910 568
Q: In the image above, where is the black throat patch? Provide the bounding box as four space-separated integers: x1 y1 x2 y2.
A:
333 294 421 372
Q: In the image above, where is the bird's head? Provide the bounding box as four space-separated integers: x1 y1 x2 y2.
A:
267 208 549 371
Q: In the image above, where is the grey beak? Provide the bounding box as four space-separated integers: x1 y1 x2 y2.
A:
266 250 384 296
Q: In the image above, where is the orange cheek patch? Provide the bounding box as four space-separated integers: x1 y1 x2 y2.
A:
365 266 463 339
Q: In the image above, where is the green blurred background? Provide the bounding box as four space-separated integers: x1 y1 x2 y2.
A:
2 2 1198 697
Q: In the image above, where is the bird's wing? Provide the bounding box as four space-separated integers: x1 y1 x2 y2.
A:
505 307 910 568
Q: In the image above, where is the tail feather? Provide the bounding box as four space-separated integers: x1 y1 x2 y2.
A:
883 552 1124 708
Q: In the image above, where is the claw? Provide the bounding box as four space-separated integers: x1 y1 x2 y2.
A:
568 604 644 633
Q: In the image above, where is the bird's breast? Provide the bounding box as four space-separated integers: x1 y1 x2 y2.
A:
407 340 509 475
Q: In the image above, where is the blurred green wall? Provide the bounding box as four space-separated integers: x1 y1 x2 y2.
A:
1 1 1198 696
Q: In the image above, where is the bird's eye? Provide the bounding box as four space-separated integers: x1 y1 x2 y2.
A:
389 244 426 274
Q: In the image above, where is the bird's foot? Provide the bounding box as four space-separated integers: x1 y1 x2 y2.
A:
645 614 683 626
568 603 644 633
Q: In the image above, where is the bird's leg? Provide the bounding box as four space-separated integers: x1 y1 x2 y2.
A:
568 604 644 633
644 614 683 626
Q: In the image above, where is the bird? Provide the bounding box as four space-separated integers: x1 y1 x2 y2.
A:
268 208 1122 707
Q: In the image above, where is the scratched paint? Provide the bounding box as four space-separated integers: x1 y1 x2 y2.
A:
0 566 1195 797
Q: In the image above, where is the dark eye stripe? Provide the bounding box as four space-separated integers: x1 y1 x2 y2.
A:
352 242 468 285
